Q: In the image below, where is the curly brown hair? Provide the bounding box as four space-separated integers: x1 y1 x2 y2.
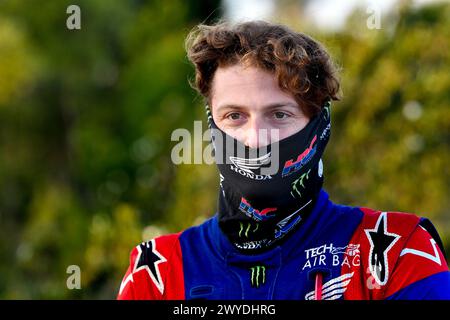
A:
185 20 341 118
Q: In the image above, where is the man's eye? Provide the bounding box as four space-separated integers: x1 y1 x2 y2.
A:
227 113 241 120
274 112 289 119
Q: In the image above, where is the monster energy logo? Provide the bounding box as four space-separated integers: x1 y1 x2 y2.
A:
239 222 259 238
250 265 266 288
291 168 311 198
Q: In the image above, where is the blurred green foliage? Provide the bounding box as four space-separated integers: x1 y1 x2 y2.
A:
322 3 450 251
0 0 448 299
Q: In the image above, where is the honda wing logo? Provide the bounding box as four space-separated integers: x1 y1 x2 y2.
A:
230 153 271 173
305 272 354 300
229 153 273 180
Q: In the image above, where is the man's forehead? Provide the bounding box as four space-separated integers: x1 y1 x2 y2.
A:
210 64 300 112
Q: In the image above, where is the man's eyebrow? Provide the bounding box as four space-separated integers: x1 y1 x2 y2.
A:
216 102 299 111
263 102 299 110
215 104 246 112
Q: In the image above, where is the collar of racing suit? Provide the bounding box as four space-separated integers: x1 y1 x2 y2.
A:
210 188 333 299
212 189 331 259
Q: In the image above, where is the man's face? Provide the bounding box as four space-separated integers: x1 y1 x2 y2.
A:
210 63 310 148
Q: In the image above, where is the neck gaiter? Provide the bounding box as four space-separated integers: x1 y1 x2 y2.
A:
206 101 332 252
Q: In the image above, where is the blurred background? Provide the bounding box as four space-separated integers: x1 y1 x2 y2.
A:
0 0 448 299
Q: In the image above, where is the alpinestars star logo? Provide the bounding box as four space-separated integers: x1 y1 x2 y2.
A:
119 239 167 295
364 212 400 286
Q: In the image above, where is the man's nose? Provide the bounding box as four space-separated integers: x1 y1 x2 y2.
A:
245 118 270 148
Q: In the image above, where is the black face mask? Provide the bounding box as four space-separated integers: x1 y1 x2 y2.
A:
206 101 332 252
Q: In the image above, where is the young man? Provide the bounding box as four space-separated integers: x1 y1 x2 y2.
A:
117 21 450 300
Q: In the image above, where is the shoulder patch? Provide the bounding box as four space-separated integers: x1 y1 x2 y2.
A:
342 208 420 300
384 222 449 298
118 233 185 300
364 212 401 286
131 239 167 294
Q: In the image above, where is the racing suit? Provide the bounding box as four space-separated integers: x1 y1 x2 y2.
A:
117 189 450 300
